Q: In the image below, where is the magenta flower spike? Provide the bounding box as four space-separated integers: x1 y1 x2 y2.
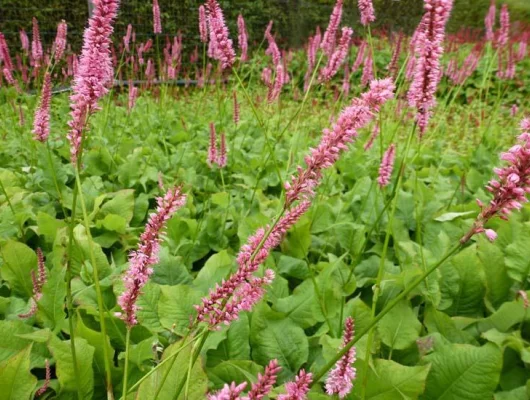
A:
319 26 353 82
199 5 208 43
19 29 30 53
378 143 396 187
208 122 218 167
278 370 313 400
285 78 395 207
33 72 52 142
407 0 453 136
242 360 281 400
485 0 496 42
152 0 162 34
117 187 186 327
67 0 120 164
32 17 43 66
342 62 350 97
0 33 14 72
54 20 68 60
361 52 374 86
364 123 380 151
233 91 240 125
265 27 281 66
208 382 248 400
358 0 376 26
35 359 51 396
217 133 227 168
205 0 236 69
387 32 404 77
497 4 510 49
268 63 285 103
237 14 249 61
124 24 133 52
325 317 357 398
321 0 344 56
461 119 530 243
19 248 47 319
128 83 138 112
351 40 366 73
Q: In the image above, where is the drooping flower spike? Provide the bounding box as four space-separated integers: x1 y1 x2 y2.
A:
319 26 353 82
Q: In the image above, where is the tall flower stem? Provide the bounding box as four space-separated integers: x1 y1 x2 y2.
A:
74 166 114 399
311 242 463 385
45 141 68 217
122 328 131 399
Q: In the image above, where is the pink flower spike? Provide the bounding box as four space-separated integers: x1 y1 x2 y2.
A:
267 63 284 103
217 133 227 168
35 359 51 396
319 26 353 82
325 317 357 398
208 122 218 167
33 72 52 142
153 0 162 34
243 359 281 400
233 91 240 125
205 0 236 69
237 14 249 61
54 20 68 60
124 24 133 52
19 29 30 53
32 17 43 66
278 369 313 400
199 5 208 43
364 123 379 151
378 143 396 187
485 0 496 42
321 0 344 56
0 33 14 72
358 0 376 26
208 382 248 400
496 4 510 49
117 187 186 327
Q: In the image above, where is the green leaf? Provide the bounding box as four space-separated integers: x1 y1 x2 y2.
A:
434 211 475 222
424 306 476 344
193 250 234 294
422 343 502 400
273 279 324 329
0 345 37 400
48 336 95 399
158 285 202 335
207 360 264 389
250 305 308 380
280 219 311 259
505 223 530 283
206 313 250 367
37 212 67 243
136 340 208 399
476 237 512 308
277 255 309 280
99 214 127 234
0 321 49 368
378 300 421 350
211 192 229 208
151 247 192 286
99 189 135 223
351 359 430 400
38 266 66 332
494 386 528 400
0 240 37 297
136 282 163 332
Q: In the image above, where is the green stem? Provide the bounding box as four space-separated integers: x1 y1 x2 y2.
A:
45 142 68 217
122 329 131 399
172 332 209 400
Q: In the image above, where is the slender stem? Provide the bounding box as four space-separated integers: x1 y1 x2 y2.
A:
311 243 463 384
122 329 131 399
172 332 209 400
45 141 68 217
74 167 114 399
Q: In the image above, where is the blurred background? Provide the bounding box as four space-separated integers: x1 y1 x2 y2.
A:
1 0 530 50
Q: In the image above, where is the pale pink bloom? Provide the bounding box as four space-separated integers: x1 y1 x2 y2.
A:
242 360 281 400
496 4 510 48
485 229 497 242
364 123 379 151
199 5 208 43
461 119 530 244
485 0 496 42
407 0 453 136
321 0 344 56
233 91 240 125
511 104 518 117
237 14 249 61
33 72 52 142
117 187 186 327
361 53 374 86
208 382 248 400
325 317 357 398
267 63 284 103
205 0 236 69
351 40 366 73
261 67 272 86
128 83 138 112
358 0 376 26
19 30 30 53
265 21 273 38
285 79 395 207
124 24 133 52
278 370 313 400
378 143 396 187
208 122 218 167
3 67 20 92
35 359 51 396
0 33 14 72
517 39 527 62
319 27 353 82
265 27 281 66
387 32 404 77
342 62 350 97
153 0 162 34
54 20 68 60
19 249 47 319
32 17 43 66
67 0 120 164
452 45 481 84
217 133 227 168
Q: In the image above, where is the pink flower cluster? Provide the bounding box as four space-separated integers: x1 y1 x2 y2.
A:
242 360 281 400
199 6 208 43
387 32 404 78
53 20 68 60
462 118 530 243
67 0 120 164
485 0 496 42
19 248 47 319
446 44 482 85
238 14 249 61
208 382 248 400
407 0 453 135
321 0 344 56
32 72 52 142
278 370 313 400
325 317 357 398
32 17 43 67
319 27 353 82
285 78 395 207
205 0 236 69
207 123 227 168
496 4 510 49
153 0 162 34
378 143 396 187
233 91 240 125
358 0 376 26
117 187 186 327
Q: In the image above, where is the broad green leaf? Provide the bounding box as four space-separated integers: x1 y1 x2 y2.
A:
476 237 512 308
494 386 527 400
378 300 421 350
206 313 250 367
505 223 530 283
136 282 163 332
48 336 95 399
38 266 66 331
193 250 234 293
424 306 476 344
250 305 308 380
37 212 67 243
434 211 475 222
0 321 49 368
477 292 530 332
136 339 208 399
158 285 202 335
0 240 37 297
0 345 37 400
277 255 309 280
274 279 324 329
281 219 311 259
351 359 430 400
73 225 112 279
421 343 502 400
207 360 264 389
100 189 135 223
151 247 192 286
